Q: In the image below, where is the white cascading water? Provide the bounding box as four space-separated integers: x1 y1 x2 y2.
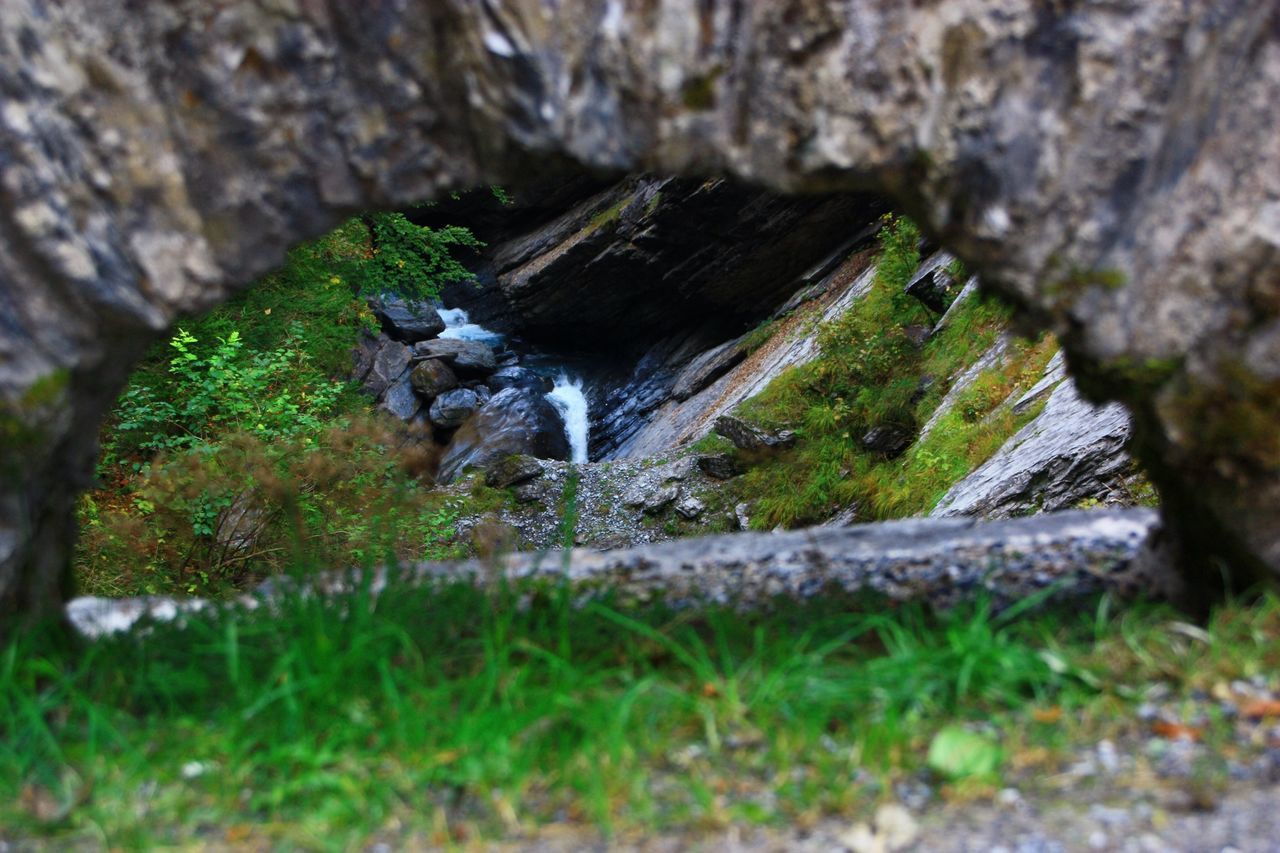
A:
437 306 505 346
546 374 590 463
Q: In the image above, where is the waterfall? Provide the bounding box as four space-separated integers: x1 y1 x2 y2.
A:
546 374 590 463
438 306 505 346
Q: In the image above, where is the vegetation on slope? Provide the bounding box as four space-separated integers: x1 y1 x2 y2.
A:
78 213 491 598
708 216 1059 529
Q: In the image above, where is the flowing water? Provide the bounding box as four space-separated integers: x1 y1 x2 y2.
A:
438 306 591 461
546 375 590 463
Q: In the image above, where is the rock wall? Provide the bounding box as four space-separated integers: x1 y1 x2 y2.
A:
1 1 1278 622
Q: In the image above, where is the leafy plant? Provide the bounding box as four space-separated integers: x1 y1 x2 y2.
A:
354 212 483 303
109 324 343 460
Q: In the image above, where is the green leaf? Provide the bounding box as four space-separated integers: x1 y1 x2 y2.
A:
926 725 1002 780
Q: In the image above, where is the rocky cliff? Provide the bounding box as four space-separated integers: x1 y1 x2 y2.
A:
1 0 1278 622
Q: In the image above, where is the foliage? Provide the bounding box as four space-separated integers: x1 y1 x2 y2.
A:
80 418 468 596
354 212 483 303
85 211 488 596
108 325 344 461
5 581 1275 845
728 215 1064 528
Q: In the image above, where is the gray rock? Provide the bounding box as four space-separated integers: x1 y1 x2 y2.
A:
379 371 421 421
362 340 412 399
428 388 480 429
489 366 553 394
697 454 741 480
641 483 681 515
5 0 1280 622
437 389 569 483
932 379 1133 519
671 337 748 401
905 253 960 314
862 425 914 458
409 358 459 400
675 496 706 520
713 415 796 453
412 339 497 377
485 454 544 489
372 296 446 343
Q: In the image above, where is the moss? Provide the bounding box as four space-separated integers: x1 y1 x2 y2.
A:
583 193 634 236
680 68 724 111
644 191 663 217
1166 361 1280 472
1046 266 1128 299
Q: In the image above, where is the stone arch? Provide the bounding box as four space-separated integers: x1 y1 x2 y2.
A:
1 0 1278 625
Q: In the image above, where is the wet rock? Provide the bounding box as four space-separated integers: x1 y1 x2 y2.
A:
437 389 569 483
697 454 741 480
379 371 422 421
428 388 480 429
932 379 1132 519
362 340 412 398
862 425 914 458
713 415 796 453
485 454 544 489
409 358 459 400
735 503 752 531
371 295 446 343
412 339 497 377
903 324 933 348
489 366 552 394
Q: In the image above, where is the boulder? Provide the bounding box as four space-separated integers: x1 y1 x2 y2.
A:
484 454 544 489
697 454 741 480
489 366 553 394
436 389 570 483
428 388 480 429
371 296 446 343
713 415 796 453
409 359 459 400
906 263 960 314
378 372 421 422
862 425 914 459
675 496 706 520
362 340 412 399
412 339 498 377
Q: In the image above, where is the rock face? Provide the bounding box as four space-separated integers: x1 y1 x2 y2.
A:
436 389 570 484
478 176 882 347
1 1 1278 622
933 379 1134 520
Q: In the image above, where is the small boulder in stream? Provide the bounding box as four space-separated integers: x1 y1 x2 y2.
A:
410 358 460 400
372 295 446 343
437 388 570 483
413 338 497 377
429 388 480 429
489 366 553 394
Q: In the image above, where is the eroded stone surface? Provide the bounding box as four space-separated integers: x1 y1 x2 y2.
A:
1 0 1278 621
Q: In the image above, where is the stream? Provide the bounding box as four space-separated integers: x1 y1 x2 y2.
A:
438 305 591 463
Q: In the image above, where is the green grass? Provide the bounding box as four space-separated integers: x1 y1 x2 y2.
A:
3 579 1276 847
725 215 1061 528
